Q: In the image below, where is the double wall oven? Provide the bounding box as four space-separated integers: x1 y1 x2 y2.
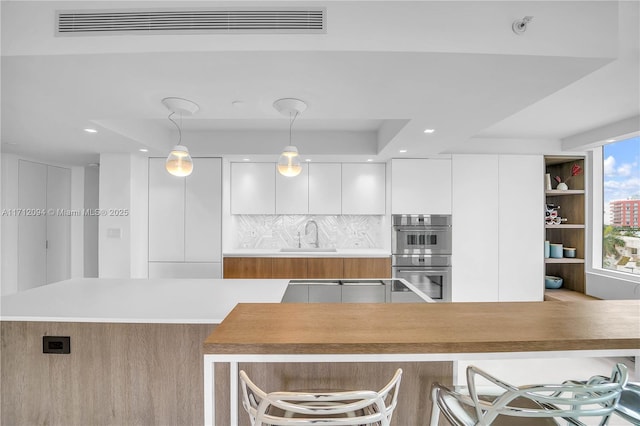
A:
392 214 452 302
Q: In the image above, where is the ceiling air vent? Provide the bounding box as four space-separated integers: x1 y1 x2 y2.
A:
56 8 326 36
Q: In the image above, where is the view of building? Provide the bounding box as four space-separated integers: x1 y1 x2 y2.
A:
610 199 640 228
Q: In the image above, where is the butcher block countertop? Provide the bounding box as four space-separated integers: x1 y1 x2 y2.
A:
203 300 640 355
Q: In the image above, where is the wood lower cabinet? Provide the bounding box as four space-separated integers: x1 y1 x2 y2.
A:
223 257 272 278
307 258 344 278
343 257 392 278
272 258 308 278
223 256 390 279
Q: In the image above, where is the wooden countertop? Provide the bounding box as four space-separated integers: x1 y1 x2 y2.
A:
203 301 640 354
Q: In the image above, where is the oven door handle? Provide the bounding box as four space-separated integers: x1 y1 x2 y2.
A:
395 268 450 273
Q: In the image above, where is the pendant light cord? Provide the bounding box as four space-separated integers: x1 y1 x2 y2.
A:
289 111 299 144
168 112 182 145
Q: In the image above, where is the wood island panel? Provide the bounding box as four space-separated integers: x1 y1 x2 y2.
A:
343 257 391 278
2 321 215 426
307 257 344 278
204 301 640 355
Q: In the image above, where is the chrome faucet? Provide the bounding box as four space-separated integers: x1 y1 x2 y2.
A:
304 219 319 248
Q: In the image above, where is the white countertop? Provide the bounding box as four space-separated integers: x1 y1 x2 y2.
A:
224 248 391 257
0 278 289 324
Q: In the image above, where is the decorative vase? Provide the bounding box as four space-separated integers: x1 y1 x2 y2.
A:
556 182 568 190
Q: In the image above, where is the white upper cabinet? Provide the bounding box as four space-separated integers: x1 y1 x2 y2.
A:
341 163 386 215
276 164 309 214
308 163 342 215
231 163 276 215
391 158 452 214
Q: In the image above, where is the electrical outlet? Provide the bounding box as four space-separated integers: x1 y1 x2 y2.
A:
43 336 70 354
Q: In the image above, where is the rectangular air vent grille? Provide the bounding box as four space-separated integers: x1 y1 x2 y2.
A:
57 8 326 35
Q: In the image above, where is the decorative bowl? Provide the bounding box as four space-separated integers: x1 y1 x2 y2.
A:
545 275 563 289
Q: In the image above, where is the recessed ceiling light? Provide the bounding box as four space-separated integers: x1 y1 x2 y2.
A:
399 149 408 153
232 100 246 108
305 159 311 162
84 128 98 133
367 159 374 162
423 129 435 134
139 148 148 152
243 158 251 161
605 139 616 143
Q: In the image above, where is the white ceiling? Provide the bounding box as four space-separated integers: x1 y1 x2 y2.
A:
1 0 638 166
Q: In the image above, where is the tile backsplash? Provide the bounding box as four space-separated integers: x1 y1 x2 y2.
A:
232 215 385 249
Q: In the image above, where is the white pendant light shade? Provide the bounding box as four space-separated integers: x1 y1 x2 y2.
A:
273 98 307 178
277 145 302 177
166 145 193 177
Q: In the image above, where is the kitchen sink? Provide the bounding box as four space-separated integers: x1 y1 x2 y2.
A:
279 247 338 252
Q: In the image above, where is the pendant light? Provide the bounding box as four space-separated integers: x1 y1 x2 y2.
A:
162 97 199 177
274 98 307 177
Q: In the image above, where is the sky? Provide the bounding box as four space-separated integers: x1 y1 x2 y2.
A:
603 135 640 225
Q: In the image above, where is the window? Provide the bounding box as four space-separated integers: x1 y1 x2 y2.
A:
602 135 640 275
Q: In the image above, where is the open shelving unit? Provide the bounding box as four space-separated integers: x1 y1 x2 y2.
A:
544 156 587 298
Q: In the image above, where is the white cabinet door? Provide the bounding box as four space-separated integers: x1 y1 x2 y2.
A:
451 155 499 302
309 163 342 215
185 158 222 262
231 163 276 214
341 163 386 215
498 155 544 301
391 159 452 214
148 158 185 261
276 163 309 214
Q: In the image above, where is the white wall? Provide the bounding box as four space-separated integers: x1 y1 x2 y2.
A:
98 154 132 278
130 155 148 278
83 166 99 277
70 166 84 278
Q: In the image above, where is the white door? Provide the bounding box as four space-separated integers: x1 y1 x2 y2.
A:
17 160 71 290
46 165 71 285
18 160 47 291
148 158 186 261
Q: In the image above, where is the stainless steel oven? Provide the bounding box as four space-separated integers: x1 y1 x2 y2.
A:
392 214 452 254
392 215 452 301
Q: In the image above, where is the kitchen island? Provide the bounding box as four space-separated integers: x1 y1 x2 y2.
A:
203 300 640 425
1 278 289 426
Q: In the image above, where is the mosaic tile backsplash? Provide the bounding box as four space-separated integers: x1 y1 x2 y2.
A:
232 215 385 249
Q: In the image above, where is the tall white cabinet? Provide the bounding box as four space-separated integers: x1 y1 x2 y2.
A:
148 157 222 278
452 154 543 302
17 160 71 291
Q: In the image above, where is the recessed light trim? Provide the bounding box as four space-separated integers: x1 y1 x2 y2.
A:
243 158 251 162
399 149 408 153
84 128 98 133
139 148 148 152
366 159 374 162
423 128 435 134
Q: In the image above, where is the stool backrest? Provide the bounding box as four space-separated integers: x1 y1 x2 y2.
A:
240 368 402 426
